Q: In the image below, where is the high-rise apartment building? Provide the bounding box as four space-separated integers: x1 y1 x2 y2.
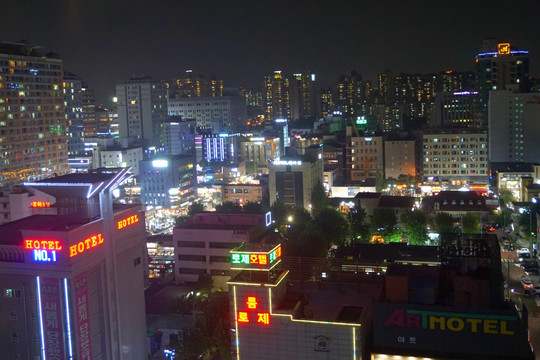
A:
116 76 168 146
81 86 96 137
488 89 540 163
63 72 85 155
172 71 223 98
290 72 319 120
0 41 69 186
336 71 365 117
263 71 290 123
0 169 147 360
475 39 530 125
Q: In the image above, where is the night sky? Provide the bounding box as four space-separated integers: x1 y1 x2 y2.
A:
2 0 540 104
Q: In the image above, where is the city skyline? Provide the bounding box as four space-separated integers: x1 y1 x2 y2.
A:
2 1 540 103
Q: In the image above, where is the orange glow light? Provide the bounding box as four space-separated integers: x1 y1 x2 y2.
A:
69 234 104 257
246 297 258 309
117 214 139 230
24 239 63 250
238 312 249 323
257 313 270 325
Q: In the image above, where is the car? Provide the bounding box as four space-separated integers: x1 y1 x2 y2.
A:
517 248 531 256
521 277 535 294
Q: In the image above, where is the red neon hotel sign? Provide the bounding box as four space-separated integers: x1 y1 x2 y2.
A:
117 214 139 230
70 234 104 257
30 201 51 208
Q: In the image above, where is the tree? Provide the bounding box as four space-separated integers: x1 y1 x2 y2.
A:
188 201 206 217
401 210 428 245
375 169 384 193
371 208 397 232
215 201 242 213
270 199 295 228
310 181 329 216
350 206 372 244
434 212 455 234
462 212 480 234
518 204 539 238
284 207 326 257
495 207 512 228
314 208 350 248
242 201 265 213
498 189 516 209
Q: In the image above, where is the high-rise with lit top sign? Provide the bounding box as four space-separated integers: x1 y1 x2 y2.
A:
0 168 148 359
475 39 530 125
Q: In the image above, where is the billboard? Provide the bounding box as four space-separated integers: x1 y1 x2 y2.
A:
373 303 529 357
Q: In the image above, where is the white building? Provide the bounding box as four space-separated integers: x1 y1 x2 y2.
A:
423 129 488 189
168 96 247 131
173 212 268 289
0 187 56 224
116 76 168 145
97 147 143 176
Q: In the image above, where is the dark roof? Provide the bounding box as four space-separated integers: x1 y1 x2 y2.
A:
433 191 482 201
490 162 536 173
526 184 540 190
335 243 439 263
34 172 116 184
378 195 415 208
354 192 381 199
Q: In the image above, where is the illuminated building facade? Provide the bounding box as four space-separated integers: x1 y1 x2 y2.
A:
263 71 291 123
222 183 263 205
268 146 323 210
488 89 540 163
228 243 371 360
139 155 196 209
239 136 281 165
63 72 86 155
168 96 247 131
0 41 69 187
433 91 479 128
94 106 117 136
384 140 416 180
422 129 488 190
162 118 196 156
475 40 530 125
290 72 319 120
0 169 148 360
172 71 223 98
116 76 168 146
347 136 384 182
173 212 269 287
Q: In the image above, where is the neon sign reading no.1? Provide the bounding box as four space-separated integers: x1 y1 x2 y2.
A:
25 239 62 263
